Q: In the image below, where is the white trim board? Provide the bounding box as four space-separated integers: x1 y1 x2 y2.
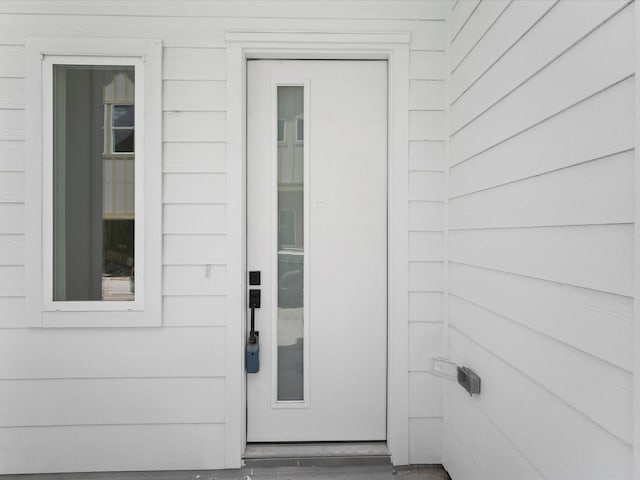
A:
634 2 640 478
225 31 410 467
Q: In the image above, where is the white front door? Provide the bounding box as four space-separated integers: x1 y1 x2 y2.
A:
246 60 387 442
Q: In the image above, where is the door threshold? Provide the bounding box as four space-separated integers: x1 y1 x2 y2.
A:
243 442 391 467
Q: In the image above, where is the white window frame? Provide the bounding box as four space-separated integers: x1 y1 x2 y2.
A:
25 37 162 327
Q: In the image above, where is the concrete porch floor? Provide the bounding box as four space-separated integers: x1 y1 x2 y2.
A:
0 465 451 480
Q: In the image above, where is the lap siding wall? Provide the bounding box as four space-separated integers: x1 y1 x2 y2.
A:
443 1 635 479
0 1 448 474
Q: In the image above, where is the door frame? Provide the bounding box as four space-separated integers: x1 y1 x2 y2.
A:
225 31 411 467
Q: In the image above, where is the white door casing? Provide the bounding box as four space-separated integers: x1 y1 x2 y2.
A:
225 32 410 466
246 60 387 442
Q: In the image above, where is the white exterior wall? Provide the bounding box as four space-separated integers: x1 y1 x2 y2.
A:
0 1 447 474
443 1 635 479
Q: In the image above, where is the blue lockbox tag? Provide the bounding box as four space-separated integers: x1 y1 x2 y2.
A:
246 341 260 373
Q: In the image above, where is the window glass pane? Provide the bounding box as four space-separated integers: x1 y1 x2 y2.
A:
277 86 304 401
277 118 286 143
113 129 134 153
296 117 304 142
113 104 134 127
53 65 135 301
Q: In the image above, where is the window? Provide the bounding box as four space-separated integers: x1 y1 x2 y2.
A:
26 38 162 327
107 104 135 154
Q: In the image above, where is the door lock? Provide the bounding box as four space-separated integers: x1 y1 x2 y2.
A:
249 289 261 309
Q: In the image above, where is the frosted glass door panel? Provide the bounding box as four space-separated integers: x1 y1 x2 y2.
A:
277 86 304 401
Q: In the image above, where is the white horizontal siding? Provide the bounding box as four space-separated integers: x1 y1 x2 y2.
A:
163 295 226 327
443 423 486 480
449 0 510 73
409 80 445 110
409 201 444 232
448 0 480 42
450 295 632 444
451 0 630 131
163 173 226 204
409 261 443 292
449 330 632 479
409 111 445 141
409 372 443 418
407 34 446 464
163 142 226 173
0 172 23 202
163 234 226 265
409 418 443 464
0 423 226 474
0 1 450 20
409 171 444 202
0 16 445 49
0 234 22 265
409 322 442 372
446 382 544 480
449 151 634 229
449 0 556 102
0 297 25 328
164 80 226 111
451 4 634 163
409 51 446 80
0 204 23 233
163 204 227 234
0 377 225 426
163 111 226 142
0 327 226 379
0 1 448 473
0 265 22 296
409 232 444 262
449 225 633 297
449 263 632 372
0 45 24 77
408 297 444 465
409 292 444 323
409 140 445 171
449 76 635 195
164 48 226 81
0 110 23 140
163 265 226 296
444 1 635 479
0 140 24 171
0 77 23 108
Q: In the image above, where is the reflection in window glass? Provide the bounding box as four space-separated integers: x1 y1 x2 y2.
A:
277 118 286 144
295 116 304 142
53 65 135 301
277 86 304 401
112 104 135 153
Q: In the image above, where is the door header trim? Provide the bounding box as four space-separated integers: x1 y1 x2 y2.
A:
226 31 411 46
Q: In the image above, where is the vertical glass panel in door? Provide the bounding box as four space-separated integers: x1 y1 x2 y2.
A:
53 65 135 301
277 86 304 401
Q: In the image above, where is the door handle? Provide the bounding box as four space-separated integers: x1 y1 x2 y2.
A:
248 288 261 344
246 273 261 373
